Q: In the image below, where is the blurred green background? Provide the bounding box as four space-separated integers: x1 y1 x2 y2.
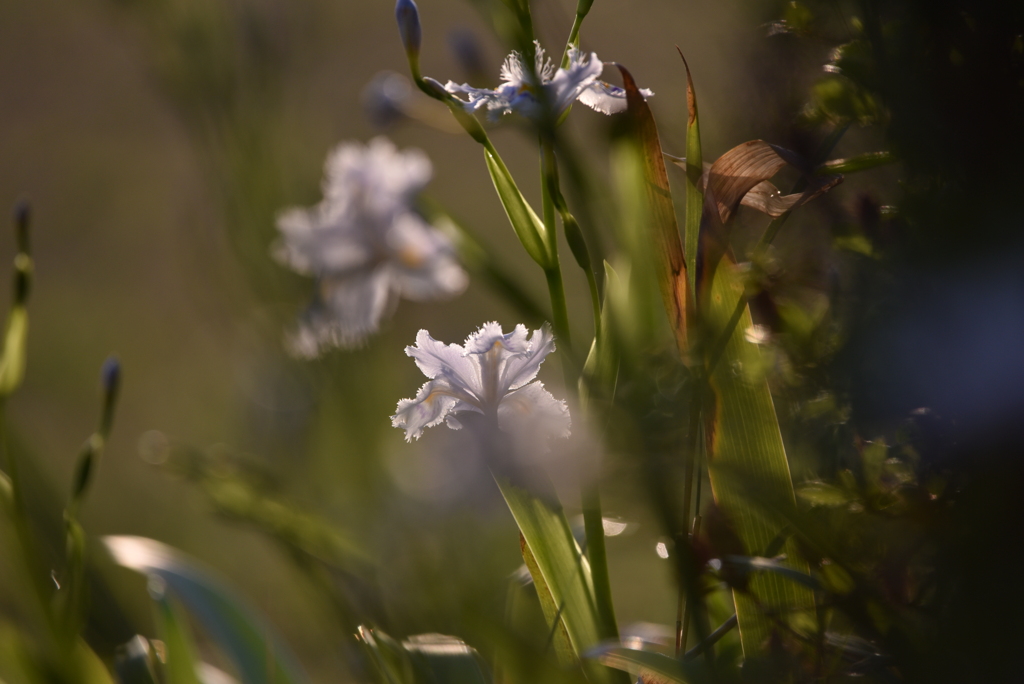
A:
3 0 1022 680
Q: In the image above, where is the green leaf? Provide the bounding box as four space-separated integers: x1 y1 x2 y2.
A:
404 633 492 684
115 636 160 684
796 482 851 507
520 533 576 666
679 51 702 297
721 556 823 591
701 258 816 655
587 644 705 684
155 597 203 684
0 305 28 398
483 147 551 269
578 262 620 413
357 628 491 684
357 626 414 684
75 639 119 684
103 535 308 684
816 151 895 175
494 477 619 684
616 64 690 352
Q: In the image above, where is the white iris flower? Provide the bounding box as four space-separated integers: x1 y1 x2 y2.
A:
392 322 571 442
443 42 652 121
274 137 468 356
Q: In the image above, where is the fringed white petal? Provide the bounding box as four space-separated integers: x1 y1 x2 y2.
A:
465 322 530 355
500 323 556 392
546 49 603 114
392 379 461 441
406 330 482 401
578 81 655 115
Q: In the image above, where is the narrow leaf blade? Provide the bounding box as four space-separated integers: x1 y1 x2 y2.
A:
484 148 551 268
702 260 815 654
403 633 492 684
0 306 28 397
494 476 619 684
679 51 703 296
155 597 203 684
587 644 704 684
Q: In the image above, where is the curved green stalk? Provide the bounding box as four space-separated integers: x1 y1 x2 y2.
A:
560 0 595 67
540 140 572 356
541 138 621 645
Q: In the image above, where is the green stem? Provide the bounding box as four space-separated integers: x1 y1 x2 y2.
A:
561 14 585 67
539 136 619 644
582 484 618 640
584 267 601 340
540 140 572 356
543 267 571 357
560 0 595 66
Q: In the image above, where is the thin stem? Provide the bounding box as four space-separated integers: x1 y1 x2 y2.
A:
584 267 601 340
679 513 703 656
675 391 702 648
543 267 572 358
539 134 619 643
560 14 585 67
582 484 618 640
684 614 738 660
540 140 572 356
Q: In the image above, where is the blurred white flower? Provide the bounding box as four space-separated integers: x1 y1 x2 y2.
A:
274 137 467 356
392 322 570 442
443 43 652 121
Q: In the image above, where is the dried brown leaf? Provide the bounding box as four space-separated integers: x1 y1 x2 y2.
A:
618 64 689 352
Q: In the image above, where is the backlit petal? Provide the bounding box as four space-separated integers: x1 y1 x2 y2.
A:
392 379 461 441
286 268 393 356
497 381 571 439
406 329 482 401
500 323 556 392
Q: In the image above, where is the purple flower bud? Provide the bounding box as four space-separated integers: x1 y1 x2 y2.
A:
361 71 411 129
421 76 449 99
13 200 30 255
102 355 121 396
395 0 421 58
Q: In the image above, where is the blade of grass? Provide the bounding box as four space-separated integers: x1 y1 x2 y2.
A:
404 634 492 684
521 533 576 666
494 476 622 684
815 150 894 175
357 626 414 684
155 597 203 684
700 255 815 655
104 536 308 684
679 50 703 297
587 644 706 684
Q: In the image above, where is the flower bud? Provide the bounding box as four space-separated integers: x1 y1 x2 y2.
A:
563 213 591 272
420 76 448 100
102 355 121 397
361 71 411 129
13 200 30 255
395 0 422 61
100 355 121 437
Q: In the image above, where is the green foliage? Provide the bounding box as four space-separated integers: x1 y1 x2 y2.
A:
3 0 1023 682
104 535 308 684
